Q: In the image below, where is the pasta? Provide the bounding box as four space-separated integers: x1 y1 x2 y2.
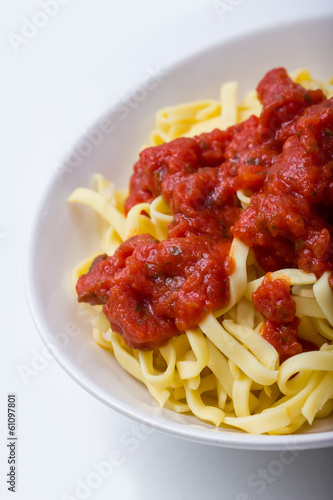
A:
68 68 333 434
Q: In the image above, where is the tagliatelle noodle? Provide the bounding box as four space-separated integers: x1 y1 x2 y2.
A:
290 68 333 98
125 202 158 240
297 317 327 348
138 342 176 390
222 319 279 370
232 371 259 417
309 318 333 341
278 350 333 393
199 313 279 387
148 99 222 146
302 372 333 424
236 189 252 209
150 195 173 240
313 271 333 326
68 188 127 241
68 70 333 434
176 329 210 381
213 238 249 317
111 330 170 406
184 384 225 427
223 406 291 435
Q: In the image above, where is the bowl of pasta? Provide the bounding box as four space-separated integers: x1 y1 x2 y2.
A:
26 15 333 449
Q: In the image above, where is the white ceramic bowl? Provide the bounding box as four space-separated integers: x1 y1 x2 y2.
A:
26 15 333 450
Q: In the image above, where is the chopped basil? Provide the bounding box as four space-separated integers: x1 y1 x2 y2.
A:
295 239 305 251
154 169 163 181
304 94 312 104
246 157 260 165
185 163 194 173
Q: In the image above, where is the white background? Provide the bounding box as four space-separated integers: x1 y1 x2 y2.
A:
1 1 333 499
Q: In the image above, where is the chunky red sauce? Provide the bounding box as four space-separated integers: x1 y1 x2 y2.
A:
252 275 301 361
77 234 230 349
76 68 333 355
252 275 296 323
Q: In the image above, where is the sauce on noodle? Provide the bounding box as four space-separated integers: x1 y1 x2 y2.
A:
76 68 333 355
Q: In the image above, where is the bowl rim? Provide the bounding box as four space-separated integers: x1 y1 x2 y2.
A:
25 13 333 450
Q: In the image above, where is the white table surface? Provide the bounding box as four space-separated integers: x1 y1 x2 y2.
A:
1 1 333 499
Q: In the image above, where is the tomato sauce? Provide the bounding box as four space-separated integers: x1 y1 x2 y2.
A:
76 68 333 355
77 234 230 349
252 275 301 361
252 275 296 323
261 318 302 363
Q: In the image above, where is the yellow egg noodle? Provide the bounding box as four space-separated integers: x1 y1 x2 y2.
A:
68 69 333 434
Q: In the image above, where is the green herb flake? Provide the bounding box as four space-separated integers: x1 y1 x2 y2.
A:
304 94 312 104
297 129 302 137
246 157 260 165
295 239 305 251
150 273 162 280
154 169 163 181
185 163 194 173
